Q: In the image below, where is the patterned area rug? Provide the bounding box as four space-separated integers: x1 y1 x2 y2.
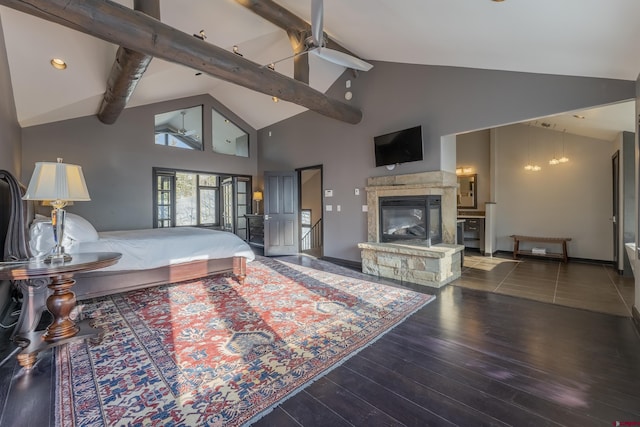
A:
56 257 435 426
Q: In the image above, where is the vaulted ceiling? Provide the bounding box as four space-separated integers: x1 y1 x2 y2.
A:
1 0 639 137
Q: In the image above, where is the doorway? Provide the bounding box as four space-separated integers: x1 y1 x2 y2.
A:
298 165 323 258
612 150 619 272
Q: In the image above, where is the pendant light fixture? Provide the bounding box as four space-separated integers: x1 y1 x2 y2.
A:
549 124 560 165
524 123 533 170
558 129 569 163
524 122 541 172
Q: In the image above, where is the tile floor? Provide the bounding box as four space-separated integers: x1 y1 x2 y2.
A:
452 252 635 317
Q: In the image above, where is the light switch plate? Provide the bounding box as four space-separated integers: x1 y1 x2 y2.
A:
362 205 368 212
326 204 333 211
354 188 360 196
337 205 341 212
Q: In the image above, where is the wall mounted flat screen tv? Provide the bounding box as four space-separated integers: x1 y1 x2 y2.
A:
374 125 424 167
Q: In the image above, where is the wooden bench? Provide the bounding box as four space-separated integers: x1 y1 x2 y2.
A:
510 235 572 263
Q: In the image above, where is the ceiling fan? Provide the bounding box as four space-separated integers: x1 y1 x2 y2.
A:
266 0 373 72
306 0 373 72
161 111 198 139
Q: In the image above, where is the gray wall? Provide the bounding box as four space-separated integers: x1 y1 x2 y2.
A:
622 131 635 275
22 94 258 231
258 61 635 262
0 18 20 176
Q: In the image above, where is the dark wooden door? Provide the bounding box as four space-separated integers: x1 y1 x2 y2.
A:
264 171 299 256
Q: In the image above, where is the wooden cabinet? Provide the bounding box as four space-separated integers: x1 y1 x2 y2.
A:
460 216 485 255
245 214 264 247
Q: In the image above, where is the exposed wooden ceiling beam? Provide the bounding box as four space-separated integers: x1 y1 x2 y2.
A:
97 0 160 125
235 0 359 83
0 0 362 124
235 0 310 34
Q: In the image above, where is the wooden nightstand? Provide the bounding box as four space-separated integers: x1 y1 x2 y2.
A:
0 252 121 369
245 214 264 248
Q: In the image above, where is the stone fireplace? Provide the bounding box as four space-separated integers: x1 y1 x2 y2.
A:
358 171 463 288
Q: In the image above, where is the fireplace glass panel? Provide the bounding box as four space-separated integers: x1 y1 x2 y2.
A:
379 195 442 244
381 207 426 240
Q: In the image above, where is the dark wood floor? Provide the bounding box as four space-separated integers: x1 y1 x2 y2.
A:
1 256 639 426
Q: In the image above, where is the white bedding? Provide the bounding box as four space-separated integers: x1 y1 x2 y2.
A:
29 216 255 272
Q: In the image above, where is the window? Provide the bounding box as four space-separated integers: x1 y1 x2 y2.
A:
153 168 251 233
212 108 249 157
174 172 218 226
154 105 203 151
156 172 174 228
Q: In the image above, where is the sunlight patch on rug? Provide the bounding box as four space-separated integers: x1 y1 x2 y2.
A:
56 257 435 426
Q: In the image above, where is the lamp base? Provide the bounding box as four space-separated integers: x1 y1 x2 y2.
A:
44 251 72 264
46 207 72 264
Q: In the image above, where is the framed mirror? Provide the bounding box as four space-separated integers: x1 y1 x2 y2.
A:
154 105 203 150
212 108 249 157
457 174 477 209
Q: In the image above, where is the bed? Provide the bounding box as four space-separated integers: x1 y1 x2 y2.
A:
29 214 255 299
0 169 254 335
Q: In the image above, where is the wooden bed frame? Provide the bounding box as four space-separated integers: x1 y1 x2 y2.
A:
0 170 247 335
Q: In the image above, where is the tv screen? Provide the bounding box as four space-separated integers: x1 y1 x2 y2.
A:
374 125 423 167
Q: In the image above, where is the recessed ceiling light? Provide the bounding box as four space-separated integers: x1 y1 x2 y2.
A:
573 114 585 119
272 96 279 103
50 58 67 70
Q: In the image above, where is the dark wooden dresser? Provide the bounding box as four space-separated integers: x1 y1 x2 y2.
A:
245 214 264 248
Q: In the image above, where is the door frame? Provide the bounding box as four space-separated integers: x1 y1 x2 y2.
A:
612 150 620 272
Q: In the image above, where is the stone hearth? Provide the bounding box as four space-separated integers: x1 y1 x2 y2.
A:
358 171 464 288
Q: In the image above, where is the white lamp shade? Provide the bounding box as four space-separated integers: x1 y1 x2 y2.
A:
23 161 91 202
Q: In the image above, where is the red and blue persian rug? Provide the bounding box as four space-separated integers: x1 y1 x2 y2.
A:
56 257 435 426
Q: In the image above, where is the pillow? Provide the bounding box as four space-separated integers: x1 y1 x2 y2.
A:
28 213 99 257
64 213 99 242
29 216 55 257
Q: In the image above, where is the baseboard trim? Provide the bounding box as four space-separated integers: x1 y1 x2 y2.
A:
633 306 640 338
493 250 615 266
320 256 362 271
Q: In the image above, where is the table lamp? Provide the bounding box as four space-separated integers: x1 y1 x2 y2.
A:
253 191 263 214
22 158 91 263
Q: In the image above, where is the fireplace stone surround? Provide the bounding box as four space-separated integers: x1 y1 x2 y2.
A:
358 171 463 288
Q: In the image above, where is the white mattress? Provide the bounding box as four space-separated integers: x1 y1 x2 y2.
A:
68 227 255 272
